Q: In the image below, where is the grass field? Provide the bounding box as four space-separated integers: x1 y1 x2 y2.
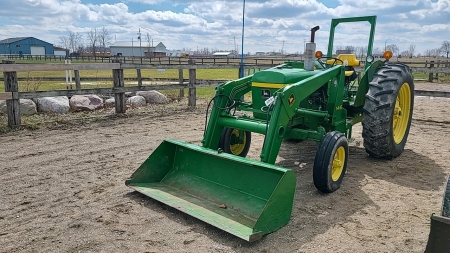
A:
0 68 239 98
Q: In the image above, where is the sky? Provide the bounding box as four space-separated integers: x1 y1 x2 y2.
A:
0 0 449 55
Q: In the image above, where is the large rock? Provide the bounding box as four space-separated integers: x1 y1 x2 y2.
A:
36 96 70 114
69 95 104 111
19 99 37 115
0 99 37 115
136 91 168 104
126 95 146 107
0 100 6 113
105 97 115 107
125 92 136 97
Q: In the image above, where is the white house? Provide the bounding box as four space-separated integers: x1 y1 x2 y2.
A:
110 41 167 57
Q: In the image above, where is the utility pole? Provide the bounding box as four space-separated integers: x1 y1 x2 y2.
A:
304 39 306 55
282 40 285 56
137 28 142 57
239 0 246 78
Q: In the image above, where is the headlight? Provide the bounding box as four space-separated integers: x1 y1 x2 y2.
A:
366 55 374 63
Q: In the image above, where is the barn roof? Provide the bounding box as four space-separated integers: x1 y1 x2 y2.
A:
54 46 69 51
0 37 30 44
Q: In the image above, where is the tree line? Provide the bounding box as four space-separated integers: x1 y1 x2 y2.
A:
335 41 449 59
59 27 112 57
59 29 450 59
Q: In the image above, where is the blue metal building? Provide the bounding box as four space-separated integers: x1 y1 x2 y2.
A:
0 37 54 55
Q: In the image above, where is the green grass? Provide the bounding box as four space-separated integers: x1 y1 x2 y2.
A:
13 68 238 79
0 68 239 92
413 72 450 82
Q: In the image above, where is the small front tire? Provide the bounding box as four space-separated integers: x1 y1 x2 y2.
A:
219 127 251 157
313 131 349 193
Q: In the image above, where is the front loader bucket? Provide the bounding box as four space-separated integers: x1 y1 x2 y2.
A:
126 139 296 241
425 215 450 252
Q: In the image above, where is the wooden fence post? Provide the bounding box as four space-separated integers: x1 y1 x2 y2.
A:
178 68 184 98
2 60 20 127
444 60 450 76
428 61 434 82
74 70 81 90
112 60 126 113
137 69 142 87
435 60 440 80
188 59 196 108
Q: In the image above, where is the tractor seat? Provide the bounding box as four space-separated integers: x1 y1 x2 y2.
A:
345 71 355 77
326 54 360 67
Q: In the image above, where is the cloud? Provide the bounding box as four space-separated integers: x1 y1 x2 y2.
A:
0 0 448 54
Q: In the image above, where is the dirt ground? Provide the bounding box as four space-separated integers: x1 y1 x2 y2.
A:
1 82 450 253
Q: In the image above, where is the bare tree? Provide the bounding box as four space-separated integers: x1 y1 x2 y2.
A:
426 48 442 58
334 45 344 55
373 47 382 56
87 28 98 57
98 26 112 56
59 36 69 50
69 32 83 54
386 44 399 56
77 45 85 55
432 48 442 58
146 33 153 57
442 40 450 58
345 45 355 54
400 50 409 58
408 44 416 58
357 46 367 58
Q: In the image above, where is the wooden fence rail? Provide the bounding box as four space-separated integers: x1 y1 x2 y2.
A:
0 60 206 128
1 60 450 128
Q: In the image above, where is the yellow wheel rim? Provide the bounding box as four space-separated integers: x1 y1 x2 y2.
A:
393 82 411 144
230 129 246 155
331 146 345 181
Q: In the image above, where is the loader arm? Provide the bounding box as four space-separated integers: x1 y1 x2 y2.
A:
261 65 345 164
202 75 253 149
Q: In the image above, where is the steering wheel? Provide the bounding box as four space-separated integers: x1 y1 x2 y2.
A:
317 57 344 68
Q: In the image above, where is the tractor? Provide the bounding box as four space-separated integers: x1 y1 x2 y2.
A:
126 16 414 241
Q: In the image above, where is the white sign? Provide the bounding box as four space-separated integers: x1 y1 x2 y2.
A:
265 96 275 106
157 69 166 72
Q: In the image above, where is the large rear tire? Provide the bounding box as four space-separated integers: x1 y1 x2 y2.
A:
313 131 349 193
219 127 251 157
362 63 414 159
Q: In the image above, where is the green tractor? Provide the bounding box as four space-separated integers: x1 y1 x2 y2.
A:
126 16 414 241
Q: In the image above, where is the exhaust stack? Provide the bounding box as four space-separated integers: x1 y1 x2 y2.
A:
304 26 320 71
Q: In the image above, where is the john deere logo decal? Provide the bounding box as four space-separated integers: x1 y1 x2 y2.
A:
261 89 271 98
288 94 295 106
